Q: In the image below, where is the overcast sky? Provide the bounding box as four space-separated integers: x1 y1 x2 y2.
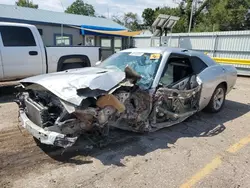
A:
0 0 176 20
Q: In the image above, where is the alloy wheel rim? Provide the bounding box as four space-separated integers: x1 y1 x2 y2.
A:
213 88 224 110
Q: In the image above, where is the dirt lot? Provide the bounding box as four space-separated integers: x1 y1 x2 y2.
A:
0 77 250 188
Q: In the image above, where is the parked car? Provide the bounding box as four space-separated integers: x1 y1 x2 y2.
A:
0 22 100 81
16 47 237 148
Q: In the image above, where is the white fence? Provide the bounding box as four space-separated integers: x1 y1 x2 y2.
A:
133 30 250 59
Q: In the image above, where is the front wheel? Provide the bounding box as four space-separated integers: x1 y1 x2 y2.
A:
205 84 226 113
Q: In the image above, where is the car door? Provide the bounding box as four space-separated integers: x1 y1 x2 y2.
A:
151 54 202 127
0 25 43 80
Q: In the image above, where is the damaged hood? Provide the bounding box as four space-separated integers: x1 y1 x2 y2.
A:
20 67 125 106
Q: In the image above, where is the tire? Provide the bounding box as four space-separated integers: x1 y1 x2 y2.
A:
62 63 84 71
205 84 226 113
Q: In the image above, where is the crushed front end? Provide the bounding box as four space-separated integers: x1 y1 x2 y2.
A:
16 66 202 148
15 68 128 148
16 87 125 148
16 79 149 148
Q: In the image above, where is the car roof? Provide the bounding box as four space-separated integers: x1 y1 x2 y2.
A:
122 47 187 54
121 47 216 66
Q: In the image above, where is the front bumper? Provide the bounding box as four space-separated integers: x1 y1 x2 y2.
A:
19 110 78 148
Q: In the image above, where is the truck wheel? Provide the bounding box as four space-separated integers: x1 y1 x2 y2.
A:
62 63 83 71
204 84 226 113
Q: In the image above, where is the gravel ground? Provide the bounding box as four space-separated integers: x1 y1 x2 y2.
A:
0 77 249 188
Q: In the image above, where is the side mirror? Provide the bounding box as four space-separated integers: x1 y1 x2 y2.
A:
95 61 102 66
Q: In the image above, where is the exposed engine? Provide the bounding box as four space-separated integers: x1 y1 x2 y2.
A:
18 91 64 128
17 82 152 139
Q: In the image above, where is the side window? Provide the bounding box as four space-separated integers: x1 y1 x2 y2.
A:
160 57 193 86
54 34 72 46
190 56 208 74
101 38 112 49
160 63 174 86
0 26 36 47
85 35 95 46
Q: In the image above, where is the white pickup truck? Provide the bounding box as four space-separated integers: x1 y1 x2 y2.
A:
0 22 100 81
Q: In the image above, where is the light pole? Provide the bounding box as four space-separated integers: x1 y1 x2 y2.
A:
59 0 65 45
188 0 196 33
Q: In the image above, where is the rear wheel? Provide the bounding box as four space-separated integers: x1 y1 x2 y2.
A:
205 84 226 113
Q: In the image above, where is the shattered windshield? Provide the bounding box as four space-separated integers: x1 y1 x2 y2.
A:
98 52 162 89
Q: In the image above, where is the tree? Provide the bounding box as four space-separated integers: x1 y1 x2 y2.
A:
208 0 250 31
112 15 124 26
192 0 250 31
16 0 38 9
142 0 250 32
65 0 95 17
141 6 187 32
124 12 141 31
112 12 141 31
159 0 210 32
142 8 155 27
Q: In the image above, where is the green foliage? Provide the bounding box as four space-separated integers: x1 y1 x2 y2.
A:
208 0 250 31
113 12 141 31
112 15 124 26
142 0 250 32
65 0 95 16
142 8 155 27
16 0 38 9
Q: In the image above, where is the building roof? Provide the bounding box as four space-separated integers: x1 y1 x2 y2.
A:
0 4 126 29
122 47 187 54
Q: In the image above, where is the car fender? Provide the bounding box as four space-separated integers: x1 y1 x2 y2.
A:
197 65 227 111
221 64 237 94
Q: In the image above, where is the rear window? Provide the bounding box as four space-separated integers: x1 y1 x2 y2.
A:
0 26 36 47
190 56 208 74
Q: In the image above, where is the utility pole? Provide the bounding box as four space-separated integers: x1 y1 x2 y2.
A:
193 0 198 28
59 0 65 45
188 0 196 33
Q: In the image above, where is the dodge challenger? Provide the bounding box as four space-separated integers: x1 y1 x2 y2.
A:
16 47 237 148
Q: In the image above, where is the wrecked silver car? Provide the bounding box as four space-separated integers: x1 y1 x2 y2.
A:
16 47 237 148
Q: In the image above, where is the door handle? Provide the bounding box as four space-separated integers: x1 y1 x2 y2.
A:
29 51 38 56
